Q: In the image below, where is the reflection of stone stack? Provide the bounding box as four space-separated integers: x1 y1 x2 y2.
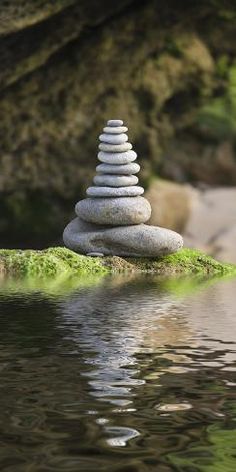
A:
63 119 183 257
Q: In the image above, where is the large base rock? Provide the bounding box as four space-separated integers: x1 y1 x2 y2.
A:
63 217 183 257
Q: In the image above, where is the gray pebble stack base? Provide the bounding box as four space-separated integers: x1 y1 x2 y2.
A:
63 119 183 256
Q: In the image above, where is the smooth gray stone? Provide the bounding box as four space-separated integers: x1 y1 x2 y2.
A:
99 142 132 153
98 150 137 164
103 126 128 134
87 252 104 257
96 162 140 175
86 186 144 197
107 119 123 127
93 174 138 187
76 196 151 225
99 133 128 144
63 217 183 257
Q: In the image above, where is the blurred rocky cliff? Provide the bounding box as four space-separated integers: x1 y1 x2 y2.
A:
0 0 236 246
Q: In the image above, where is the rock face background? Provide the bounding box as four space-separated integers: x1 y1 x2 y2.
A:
0 0 236 246
184 187 236 264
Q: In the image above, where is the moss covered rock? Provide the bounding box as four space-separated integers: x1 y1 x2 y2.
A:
0 247 235 278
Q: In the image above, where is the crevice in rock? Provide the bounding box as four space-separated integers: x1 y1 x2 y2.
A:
0 0 138 91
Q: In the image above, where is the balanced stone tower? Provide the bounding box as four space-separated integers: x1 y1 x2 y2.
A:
63 119 183 257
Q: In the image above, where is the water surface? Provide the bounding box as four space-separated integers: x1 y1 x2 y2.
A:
0 275 236 471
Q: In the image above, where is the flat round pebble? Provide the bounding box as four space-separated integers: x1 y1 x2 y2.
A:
75 196 151 225
99 133 128 144
96 162 140 175
86 252 104 257
99 142 132 153
98 150 137 164
103 126 128 134
93 174 138 187
107 119 123 127
86 186 144 197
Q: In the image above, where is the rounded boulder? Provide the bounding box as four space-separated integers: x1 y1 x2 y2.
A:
63 217 183 257
76 196 151 225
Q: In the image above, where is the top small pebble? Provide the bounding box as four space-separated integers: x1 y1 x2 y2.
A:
107 119 123 127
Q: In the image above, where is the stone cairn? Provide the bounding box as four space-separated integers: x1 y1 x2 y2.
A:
63 119 183 257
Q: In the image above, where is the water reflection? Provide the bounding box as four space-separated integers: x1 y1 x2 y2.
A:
0 275 235 470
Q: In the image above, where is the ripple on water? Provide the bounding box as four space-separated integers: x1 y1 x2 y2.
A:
0 275 235 470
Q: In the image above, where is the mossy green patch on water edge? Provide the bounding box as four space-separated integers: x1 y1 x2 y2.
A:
0 247 108 278
0 247 235 279
119 248 236 275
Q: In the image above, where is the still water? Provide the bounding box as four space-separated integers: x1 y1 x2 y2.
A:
0 274 236 471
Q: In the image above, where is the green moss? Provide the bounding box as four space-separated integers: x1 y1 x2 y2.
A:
124 249 236 275
157 248 235 274
0 247 235 279
0 247 108 278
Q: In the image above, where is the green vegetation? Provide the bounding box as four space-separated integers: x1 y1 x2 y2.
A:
149 248 236 274
168 424 236 472
0 247 235 279
0 247 108 278
197 63 236 140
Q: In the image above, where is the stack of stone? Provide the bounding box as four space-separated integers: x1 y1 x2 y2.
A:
63 119 183 257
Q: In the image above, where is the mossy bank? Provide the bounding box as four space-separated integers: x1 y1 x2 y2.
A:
0 247 235 279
